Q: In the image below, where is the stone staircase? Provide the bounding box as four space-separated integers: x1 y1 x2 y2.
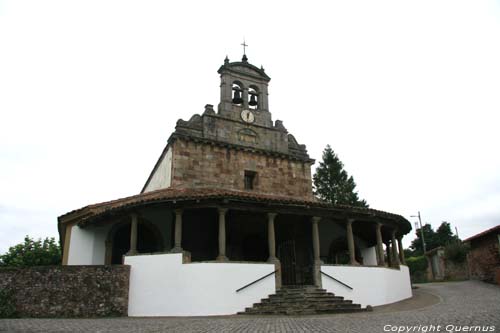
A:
238 285 368 315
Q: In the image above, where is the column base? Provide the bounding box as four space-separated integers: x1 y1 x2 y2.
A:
170 247 183 253
267 256 280 264
125 250 137 256
216 255 228 262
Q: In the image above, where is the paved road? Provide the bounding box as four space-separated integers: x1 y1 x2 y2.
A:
1 280 499 332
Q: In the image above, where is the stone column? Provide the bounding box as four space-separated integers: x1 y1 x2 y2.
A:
346 219 358 265
391 229 400 266
312 216 322 288
267 213 278 262
398 236 406 264
216 208 228 262
267 213 281 290
105 241 112 265
386 242 392 267
312 217 321 262
375 223 385 266
127 213 138 255
172 209 183 252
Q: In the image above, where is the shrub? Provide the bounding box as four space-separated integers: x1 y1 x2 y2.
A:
445 242 469 263
0 236 61 267
0 288 16 318
406 256 428 283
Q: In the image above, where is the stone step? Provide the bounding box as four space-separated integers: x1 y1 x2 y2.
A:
251 304 359 312
260 297 349 305
268 294 341 301
238 285 366 316
239 306 365 316
275 290 330 296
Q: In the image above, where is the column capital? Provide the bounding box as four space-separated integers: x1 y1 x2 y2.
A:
347 218 355 225
174 208 183 215
376 222 383 228
267 212 277 220
218 207 228 215
311 216 321 223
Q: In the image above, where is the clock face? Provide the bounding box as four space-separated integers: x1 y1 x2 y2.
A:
241 110 255 123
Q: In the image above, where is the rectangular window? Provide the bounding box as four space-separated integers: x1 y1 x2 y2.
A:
244 171 257 190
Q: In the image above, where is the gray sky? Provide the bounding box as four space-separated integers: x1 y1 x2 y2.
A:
1 0 499 253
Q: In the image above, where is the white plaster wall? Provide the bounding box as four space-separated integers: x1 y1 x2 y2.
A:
67 226 94 265
321 265 412 307
67 225 109 265
125 253 276 316
144 147 172 193
361 246 377 266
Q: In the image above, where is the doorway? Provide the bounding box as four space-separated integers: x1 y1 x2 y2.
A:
276 215 314 286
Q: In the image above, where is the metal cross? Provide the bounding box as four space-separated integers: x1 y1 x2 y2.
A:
241 39 248 55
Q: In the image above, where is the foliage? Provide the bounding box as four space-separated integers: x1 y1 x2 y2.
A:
409 222 459 256
0 236 61 267
313 145 368 207
444 242 469 263
406 256 428 283
0 288 16 318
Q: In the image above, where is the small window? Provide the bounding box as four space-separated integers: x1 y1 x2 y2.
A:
244 171 257 190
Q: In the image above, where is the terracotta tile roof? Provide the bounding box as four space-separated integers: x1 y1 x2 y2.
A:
464 224 500 242
59 187 410 231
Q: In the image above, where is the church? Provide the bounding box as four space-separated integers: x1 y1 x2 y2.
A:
58 52 412 316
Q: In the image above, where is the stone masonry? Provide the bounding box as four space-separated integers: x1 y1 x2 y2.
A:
467 232 500 283
170 138 313 199
0 265 130 317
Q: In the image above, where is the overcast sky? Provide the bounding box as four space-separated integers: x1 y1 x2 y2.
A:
1 0 499 253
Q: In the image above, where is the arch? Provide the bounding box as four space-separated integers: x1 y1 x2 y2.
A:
248 85 259 110
232 81 244 105
105 218 165 264
326 237 363 265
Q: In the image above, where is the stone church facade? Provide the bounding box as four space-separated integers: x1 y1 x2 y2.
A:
58 54 412 316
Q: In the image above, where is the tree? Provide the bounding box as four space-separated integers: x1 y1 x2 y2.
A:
409 222 459 256
436 221 458 245
0 236 61 267
313 145 368 207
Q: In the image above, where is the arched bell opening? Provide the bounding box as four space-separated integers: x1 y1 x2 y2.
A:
106 219 164 264
232 82 244 105
248 86 259 110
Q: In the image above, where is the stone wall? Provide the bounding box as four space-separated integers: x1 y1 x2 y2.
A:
170 138 313 200
468 233 500 282
0 265 130 317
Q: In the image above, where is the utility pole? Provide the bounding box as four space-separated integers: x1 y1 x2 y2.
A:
411 211 427 253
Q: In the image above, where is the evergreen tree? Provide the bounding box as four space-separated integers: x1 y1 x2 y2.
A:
313 145 368 207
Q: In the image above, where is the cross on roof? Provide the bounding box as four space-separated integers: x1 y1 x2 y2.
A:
241 39 248 55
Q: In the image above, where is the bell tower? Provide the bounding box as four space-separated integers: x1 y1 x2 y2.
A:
217 52 272 127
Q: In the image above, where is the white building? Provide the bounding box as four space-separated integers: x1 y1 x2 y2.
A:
58 54 412 316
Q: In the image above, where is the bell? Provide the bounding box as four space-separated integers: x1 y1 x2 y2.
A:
232 89 243 104
249 93 258 107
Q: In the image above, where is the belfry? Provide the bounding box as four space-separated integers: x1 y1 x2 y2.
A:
58 51 412 316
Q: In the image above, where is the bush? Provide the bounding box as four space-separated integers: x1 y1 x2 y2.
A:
0 288 16 318
0 236 61 267
445 242 469 263
406 256 428 283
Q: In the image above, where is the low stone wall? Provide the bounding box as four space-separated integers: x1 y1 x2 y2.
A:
0 265 130 318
